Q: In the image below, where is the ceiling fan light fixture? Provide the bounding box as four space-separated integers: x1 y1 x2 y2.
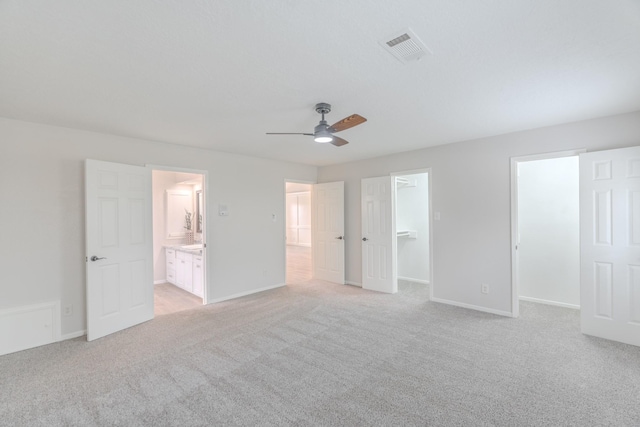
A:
314 131 333 143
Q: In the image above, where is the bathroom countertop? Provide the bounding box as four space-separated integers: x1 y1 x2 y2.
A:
165 244 203 255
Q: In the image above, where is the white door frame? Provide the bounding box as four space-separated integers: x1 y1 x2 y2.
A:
390 168 433 300
510 149 585 318
283 179 316 284
147 164 210 305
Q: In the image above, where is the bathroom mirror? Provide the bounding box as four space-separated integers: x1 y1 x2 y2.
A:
196 190 203 233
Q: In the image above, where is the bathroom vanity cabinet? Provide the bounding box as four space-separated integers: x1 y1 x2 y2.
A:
165 246 204 298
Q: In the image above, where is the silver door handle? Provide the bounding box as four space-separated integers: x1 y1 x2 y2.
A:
362 237 368 241
335 236 344 240
90 256 107 262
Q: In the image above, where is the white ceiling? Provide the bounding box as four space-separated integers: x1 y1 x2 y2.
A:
1 1 639 166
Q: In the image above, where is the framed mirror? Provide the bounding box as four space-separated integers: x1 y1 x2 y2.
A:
196 190 203 233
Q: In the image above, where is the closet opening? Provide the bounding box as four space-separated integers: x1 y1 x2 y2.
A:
285 181 312 285
151 168 207 315
511 152 581 315
392 169 431 296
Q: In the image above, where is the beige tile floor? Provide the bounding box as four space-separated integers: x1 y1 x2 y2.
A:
154 283 202 316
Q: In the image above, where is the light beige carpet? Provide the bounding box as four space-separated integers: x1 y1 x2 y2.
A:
1 279 639 426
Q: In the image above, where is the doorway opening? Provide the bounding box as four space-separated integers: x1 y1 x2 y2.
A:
285 181 312 285
392 170 431 296
511 151 582 317
151 168 207 315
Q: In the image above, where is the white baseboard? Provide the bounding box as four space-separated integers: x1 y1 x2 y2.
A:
519 296 580 310
208 283 285 304
0 301 61 356
345 281 362 287
61 330 86 341
430 296 514 318
154 279 166 285
397 276 430 285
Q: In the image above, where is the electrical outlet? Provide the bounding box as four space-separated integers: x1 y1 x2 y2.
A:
63 305 73 316
481 284 489 294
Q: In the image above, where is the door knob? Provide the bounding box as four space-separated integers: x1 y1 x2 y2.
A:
335 236 344 240
90 256 107 262
362 237 368 241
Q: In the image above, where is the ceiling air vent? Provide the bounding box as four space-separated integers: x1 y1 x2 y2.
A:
379 28 431 64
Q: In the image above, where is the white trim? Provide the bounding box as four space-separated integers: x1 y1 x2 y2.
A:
345 281 362 287
430 296 514 317
208 283 285 304
519 296 580 310
397 276 430 285
61 330 86 340
154 279 166 285
510 149 585 318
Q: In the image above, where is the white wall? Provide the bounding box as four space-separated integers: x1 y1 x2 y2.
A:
0 118 316 336
396 173 430 283
317 111 640 316
517 157 580 307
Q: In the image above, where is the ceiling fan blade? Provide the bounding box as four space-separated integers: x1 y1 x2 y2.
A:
330 136 349 147
327 114 367 133
266 133 314 136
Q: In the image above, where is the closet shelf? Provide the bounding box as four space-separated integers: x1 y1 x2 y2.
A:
396 177 417 187
397 230 417 238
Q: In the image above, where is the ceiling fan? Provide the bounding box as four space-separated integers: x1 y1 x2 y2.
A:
266 103 366 147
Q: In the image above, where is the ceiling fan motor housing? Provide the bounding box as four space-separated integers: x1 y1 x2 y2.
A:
315 103 331 115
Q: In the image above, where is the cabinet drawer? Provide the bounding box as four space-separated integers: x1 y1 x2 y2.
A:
166 248 176 258
194 255 203 263
167 271 176 283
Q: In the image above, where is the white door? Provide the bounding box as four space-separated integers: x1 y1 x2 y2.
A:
85 160 154 341
361 176 397 293
312 182 345 284
580 146 640 347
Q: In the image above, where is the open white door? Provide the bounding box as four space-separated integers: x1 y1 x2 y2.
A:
361 176 397 293
312 181 345 284
580 146 640 347
85 160 154 341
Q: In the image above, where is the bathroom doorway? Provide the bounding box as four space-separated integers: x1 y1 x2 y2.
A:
151 167 207 315
285 181 313 285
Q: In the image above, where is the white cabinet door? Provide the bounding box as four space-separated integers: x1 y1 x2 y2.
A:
85 159 153 341
312 182 345 284
361 176 397 293
176 251 193 292
192 256 204 298
580 146 640 347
